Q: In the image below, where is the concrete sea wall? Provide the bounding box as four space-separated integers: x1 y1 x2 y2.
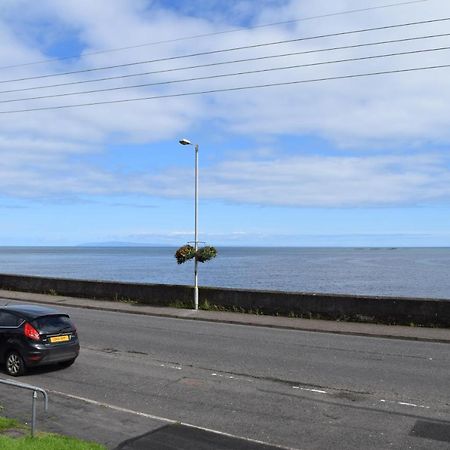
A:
0 273 449 327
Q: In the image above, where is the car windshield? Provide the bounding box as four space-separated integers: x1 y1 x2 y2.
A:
32 315 74 334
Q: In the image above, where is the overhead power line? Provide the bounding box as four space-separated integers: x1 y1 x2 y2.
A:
0 63 448 115
1 31 449 96
2 45 449 104
0 0 430 71
1 16 449 86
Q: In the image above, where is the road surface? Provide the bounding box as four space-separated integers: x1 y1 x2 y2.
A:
1 300 450 449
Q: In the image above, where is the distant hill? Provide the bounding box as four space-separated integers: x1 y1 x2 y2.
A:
78 241 167 247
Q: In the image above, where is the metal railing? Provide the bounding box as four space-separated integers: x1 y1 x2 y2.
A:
0 378 48 437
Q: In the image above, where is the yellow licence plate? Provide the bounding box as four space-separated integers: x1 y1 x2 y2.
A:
50 335 70 343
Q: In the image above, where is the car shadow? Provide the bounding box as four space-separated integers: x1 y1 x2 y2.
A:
1 362 74 377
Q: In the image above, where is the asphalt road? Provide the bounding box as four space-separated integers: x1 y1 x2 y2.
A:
2 301 450 449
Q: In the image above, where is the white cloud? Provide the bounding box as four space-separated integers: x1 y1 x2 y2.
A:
134 151 450 207
0 0 450 207
3 0 450 146
1 148 442 207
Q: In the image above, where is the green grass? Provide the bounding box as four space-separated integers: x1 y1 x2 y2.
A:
168 299 193 309
0 417 105 450
0 417 24 432
0 435 105 450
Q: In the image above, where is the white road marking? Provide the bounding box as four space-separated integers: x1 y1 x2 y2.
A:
292 390 430 409
159 363 181 370
49 390 297 450
292 386 327 394
397 401 429 408
379 399 430 409
210 373 239 381
303 388 327 394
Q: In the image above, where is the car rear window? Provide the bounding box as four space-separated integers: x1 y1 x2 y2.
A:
32 315 74 334
0 311 23 327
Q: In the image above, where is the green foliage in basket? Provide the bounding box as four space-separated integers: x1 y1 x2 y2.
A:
196 246 217 263
175 245 196 264
175 245 218 264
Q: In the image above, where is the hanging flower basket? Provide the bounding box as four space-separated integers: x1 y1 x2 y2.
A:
196 246 217 263
175 245 196 264
175 245 218 264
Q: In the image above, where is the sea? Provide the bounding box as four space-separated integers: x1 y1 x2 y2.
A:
0 247 449 300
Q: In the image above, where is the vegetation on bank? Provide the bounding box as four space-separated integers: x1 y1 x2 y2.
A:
0 416 105 450
167 298 447 327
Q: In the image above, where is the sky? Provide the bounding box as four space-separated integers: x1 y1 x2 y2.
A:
0 0 449 246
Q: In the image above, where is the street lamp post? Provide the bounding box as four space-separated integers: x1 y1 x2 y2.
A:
179 138 199 310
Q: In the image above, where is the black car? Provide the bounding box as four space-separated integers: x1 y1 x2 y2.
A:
0 304 80 376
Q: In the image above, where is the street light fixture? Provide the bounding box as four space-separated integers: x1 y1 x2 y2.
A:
179 138 199 310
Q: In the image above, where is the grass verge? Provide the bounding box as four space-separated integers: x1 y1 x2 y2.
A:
0 416 105 450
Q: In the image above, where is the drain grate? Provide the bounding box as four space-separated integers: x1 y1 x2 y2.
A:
410 420 450 443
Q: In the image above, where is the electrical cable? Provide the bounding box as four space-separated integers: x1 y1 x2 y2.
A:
1 31 449 95
1 45 449 104
0 0 430 71
0 63 448 115
1 16 449 85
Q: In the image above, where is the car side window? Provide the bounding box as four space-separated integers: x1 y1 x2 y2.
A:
0 311 22 327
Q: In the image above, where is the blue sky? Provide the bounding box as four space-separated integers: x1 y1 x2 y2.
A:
0 0 449 246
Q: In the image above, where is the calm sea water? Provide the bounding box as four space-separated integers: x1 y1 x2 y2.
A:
0 247 449 299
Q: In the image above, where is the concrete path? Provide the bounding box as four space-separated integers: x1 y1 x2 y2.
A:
0 289 448 343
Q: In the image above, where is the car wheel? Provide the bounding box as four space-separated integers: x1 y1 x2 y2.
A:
58 358 76 368
6 351 26 377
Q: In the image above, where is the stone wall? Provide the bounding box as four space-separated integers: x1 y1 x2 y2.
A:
0 273 448 326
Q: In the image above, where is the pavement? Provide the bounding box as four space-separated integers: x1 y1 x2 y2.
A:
0 288 449 344
0 288 449 449
0 384 286 449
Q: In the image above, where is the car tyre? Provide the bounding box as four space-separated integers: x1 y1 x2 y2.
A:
6 351 26 377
